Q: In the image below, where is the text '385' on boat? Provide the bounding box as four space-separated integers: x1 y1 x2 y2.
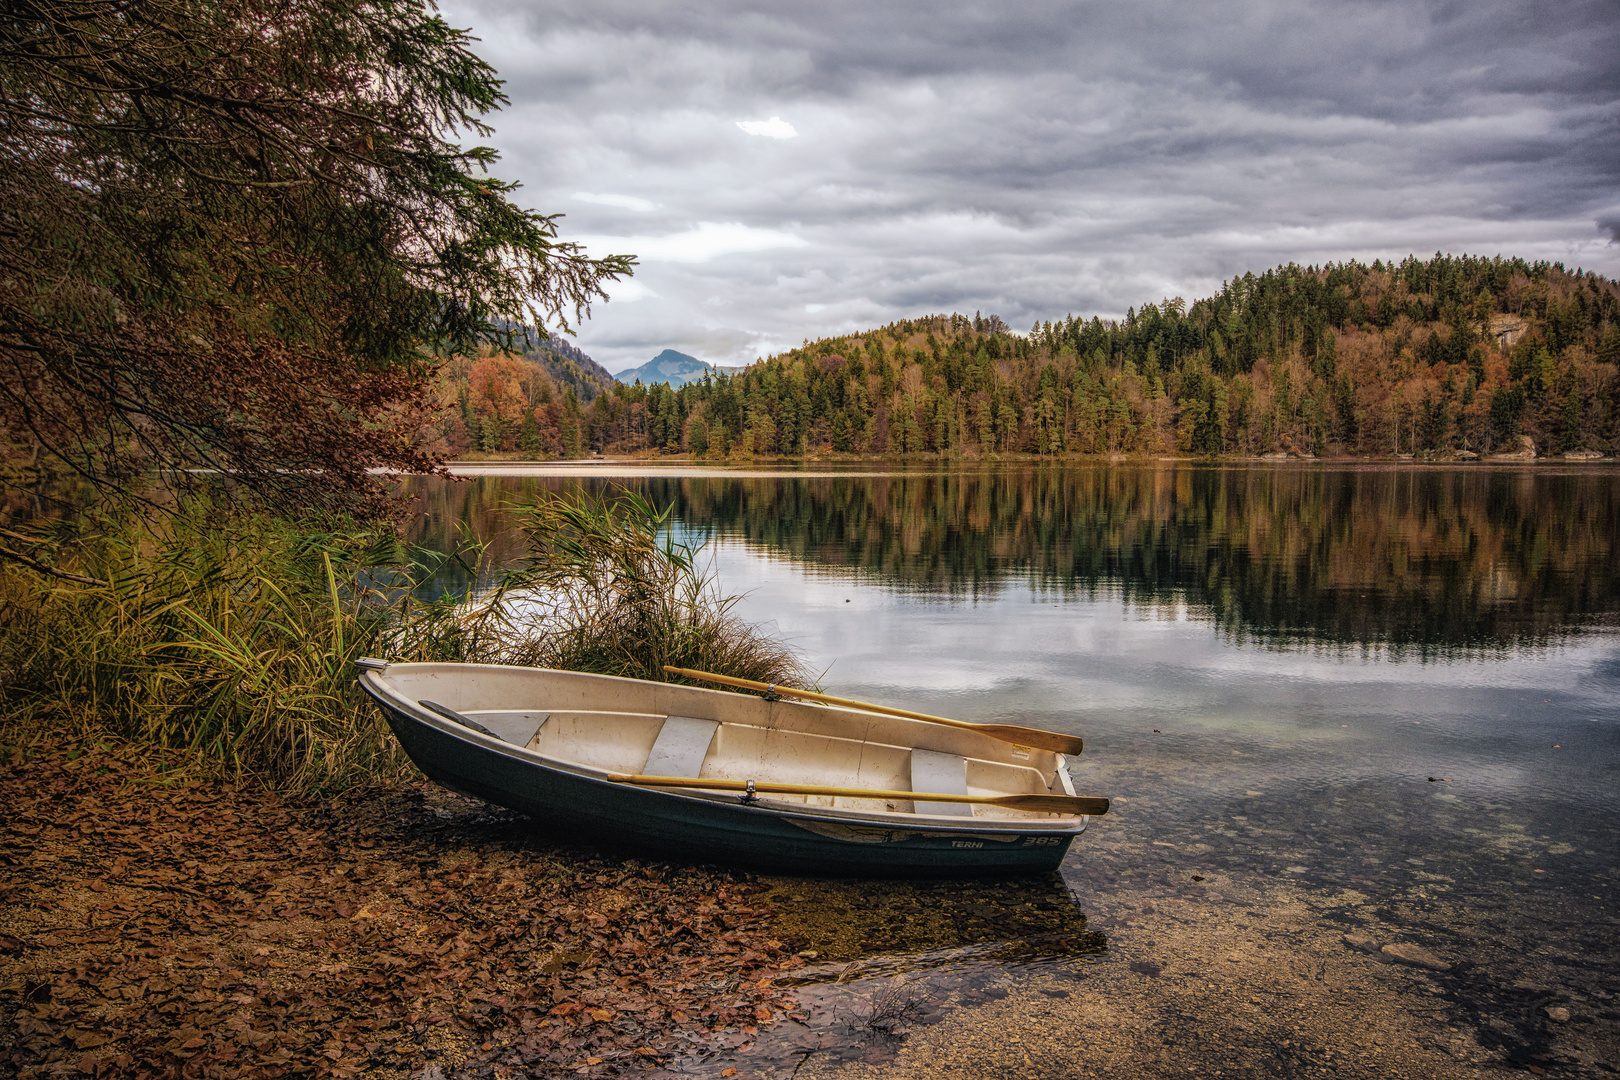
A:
356 660 1108 875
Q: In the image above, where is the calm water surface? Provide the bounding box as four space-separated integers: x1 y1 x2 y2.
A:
404 463 1620 1072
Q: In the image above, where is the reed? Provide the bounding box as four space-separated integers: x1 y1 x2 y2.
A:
493 487 805 686
1 507 415 788
0 491 803 790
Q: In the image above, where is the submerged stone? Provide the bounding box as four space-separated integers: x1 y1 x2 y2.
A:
1380 942 1451 971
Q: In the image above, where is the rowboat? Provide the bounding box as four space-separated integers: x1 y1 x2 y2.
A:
356 659 1107 875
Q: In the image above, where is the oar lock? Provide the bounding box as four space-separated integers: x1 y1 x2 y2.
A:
739 779 759 805
762 685 781 702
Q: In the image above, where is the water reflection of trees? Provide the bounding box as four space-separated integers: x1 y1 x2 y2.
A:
401 466 1620 653
2 464 100 530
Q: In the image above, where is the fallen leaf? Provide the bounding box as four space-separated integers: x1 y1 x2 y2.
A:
1 747 797 1079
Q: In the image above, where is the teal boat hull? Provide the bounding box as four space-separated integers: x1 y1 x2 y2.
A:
367 692 1084 876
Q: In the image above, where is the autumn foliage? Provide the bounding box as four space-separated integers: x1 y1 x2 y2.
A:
0 0 630 518
555 255 1620 461
425 349 591 460
0 749 800 1077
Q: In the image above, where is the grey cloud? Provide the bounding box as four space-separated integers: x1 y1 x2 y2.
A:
445 0 1620 371
490 1 1620 110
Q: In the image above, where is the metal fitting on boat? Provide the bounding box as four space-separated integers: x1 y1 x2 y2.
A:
740 779 758 805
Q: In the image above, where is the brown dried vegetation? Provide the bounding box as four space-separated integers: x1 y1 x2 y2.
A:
0 744 804 1078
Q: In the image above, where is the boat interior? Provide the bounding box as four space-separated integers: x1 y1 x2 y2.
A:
420 703 1066 821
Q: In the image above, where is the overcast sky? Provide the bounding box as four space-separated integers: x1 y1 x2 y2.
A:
443 0 1620 373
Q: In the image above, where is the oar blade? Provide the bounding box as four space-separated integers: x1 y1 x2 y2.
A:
997 793 1110 816
984 725 1085 757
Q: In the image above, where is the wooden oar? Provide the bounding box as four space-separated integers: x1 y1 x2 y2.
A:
661 666 1084 757
605 773 1109 816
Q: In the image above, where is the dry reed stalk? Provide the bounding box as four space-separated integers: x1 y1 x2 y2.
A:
0 489 804 792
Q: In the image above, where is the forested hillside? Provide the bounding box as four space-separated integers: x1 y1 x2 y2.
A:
438 255 1620 460
530 335 618 401
424 334 614 457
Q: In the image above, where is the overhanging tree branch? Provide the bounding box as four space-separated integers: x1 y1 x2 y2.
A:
0 0 635 520
0 527 111 587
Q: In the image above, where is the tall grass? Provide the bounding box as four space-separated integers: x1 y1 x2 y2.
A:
1 508 430 788
490 488 805 684
0 490 803 791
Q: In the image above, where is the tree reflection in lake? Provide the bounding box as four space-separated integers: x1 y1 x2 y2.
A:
402 463 1620 655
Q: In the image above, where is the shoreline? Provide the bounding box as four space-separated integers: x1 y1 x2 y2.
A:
7 745 1612 1078
430 451 1618 478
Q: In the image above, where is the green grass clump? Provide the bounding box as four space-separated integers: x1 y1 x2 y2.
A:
492 487 805 685
0 490 803 791
0 508 428 789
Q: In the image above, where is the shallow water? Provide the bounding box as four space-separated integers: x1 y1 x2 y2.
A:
402 462 1620 1074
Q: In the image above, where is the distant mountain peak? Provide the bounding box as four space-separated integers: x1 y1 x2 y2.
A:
616 349 717 388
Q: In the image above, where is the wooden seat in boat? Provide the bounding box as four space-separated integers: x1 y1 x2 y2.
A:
642 716 720 777
421 701 550 747
465 711 549 746
910 749 973 816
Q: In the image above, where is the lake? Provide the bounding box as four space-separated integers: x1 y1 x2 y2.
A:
404 461 1620 1077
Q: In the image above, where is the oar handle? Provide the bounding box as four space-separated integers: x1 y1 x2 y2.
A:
662 666 839 704
610 772 971 802
604 773 1108 817
662 666 968 727
661 666 1084 757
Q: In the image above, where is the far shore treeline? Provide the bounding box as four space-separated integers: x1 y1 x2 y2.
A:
434 254 1620 461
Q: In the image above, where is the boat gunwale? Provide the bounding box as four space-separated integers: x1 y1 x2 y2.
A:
360 664 1089 836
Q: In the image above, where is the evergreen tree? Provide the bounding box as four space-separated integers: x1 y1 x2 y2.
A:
519 408 542 458
1 0 634 521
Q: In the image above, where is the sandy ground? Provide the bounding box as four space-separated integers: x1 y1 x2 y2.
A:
781 881 1503 1080
677 814 1616 1080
